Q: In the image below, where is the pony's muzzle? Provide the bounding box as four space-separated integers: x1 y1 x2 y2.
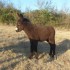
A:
15 28 19 32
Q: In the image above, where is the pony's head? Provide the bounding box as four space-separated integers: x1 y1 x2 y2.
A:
15 13 30 32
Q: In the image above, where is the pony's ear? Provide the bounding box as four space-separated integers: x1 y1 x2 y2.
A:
17 13 23 18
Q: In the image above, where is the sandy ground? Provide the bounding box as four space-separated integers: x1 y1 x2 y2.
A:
0 25 70 70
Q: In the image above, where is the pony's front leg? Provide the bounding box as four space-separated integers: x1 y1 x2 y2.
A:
29 39 38 59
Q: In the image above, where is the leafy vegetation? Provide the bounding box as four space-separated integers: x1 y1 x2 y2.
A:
0 1 20 25
0 1 70 28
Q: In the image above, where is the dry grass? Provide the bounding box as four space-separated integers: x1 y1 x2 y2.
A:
0 25 70 70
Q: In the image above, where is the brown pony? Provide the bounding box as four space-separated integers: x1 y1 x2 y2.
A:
16 13 56 59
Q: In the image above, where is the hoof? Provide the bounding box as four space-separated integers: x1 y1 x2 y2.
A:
35 55 38 59
35 53 39 59
29 53 34 59
29 56 33 59
50 55 57 60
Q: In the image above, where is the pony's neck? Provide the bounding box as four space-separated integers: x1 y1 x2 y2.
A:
23 23 33 32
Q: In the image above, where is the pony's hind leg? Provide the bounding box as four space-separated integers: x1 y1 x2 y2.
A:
49 43 56 58
46 40 53 57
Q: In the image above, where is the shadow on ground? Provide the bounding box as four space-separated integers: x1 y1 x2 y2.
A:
0 39 70 70
56 39 70 55
0 39 70 56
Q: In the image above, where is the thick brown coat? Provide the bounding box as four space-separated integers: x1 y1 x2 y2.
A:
23 23 55 44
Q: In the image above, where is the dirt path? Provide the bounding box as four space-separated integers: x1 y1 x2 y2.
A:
0 26 70 70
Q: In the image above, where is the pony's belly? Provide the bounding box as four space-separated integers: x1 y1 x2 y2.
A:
39 37 48 41
38 33 49 41
28 34 39 40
